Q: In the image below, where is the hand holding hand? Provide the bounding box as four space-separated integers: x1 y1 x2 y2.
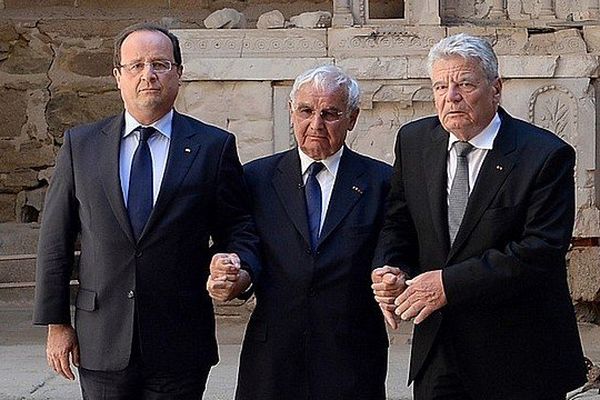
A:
394 270 447 324
207 253 250 301
47 324 79 380
371 266 409 329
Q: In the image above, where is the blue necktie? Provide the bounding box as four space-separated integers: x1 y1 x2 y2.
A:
448 141 474 245
128 126 155 241
305 162 324 251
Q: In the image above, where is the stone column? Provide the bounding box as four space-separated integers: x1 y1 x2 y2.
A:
333 0 355 27
489 0 508 19
539 0 556 18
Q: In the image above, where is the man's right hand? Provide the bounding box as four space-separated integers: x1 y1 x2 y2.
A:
371 266 409 329
47 324 79 380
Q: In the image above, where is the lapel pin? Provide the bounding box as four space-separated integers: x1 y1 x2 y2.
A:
184 147 191 153
496 165 503 171
352 185 363 194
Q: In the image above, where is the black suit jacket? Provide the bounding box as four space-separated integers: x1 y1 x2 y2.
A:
236 147 392 400
374 108 587 399
33 111 260 372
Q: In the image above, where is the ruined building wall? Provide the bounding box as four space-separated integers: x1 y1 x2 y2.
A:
0 0 599 320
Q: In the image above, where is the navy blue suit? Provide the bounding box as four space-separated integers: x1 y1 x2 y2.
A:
236 147 392 400
34 111 261 373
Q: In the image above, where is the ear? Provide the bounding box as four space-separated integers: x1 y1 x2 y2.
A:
113 67 122 89
347 108 360 131
492 78 502 104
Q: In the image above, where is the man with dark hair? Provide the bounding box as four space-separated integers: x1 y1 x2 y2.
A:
372 33 586 400
34 22 260 399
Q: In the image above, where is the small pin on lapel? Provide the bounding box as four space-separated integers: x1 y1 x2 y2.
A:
496 165 503 171
352 185 363 195
184 147 191 153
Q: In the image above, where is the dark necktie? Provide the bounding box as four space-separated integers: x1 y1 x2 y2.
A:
128 126 155 241
448 141 474 245
305 162 324 251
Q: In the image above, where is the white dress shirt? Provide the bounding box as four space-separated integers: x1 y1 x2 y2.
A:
446 112 501 200
119 110 173 206
298 146 344 234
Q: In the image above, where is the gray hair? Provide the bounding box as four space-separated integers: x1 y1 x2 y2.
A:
289 65 360 112
427 33 499 82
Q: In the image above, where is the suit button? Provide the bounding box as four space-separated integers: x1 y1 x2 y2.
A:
127 290 135 299
135 251 142 258
305 248 311 255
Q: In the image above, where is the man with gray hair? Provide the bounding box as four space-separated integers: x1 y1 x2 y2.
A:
372 33 586 399
208 64 392 399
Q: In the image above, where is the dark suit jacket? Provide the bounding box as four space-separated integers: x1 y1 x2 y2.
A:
235 147 392 400
33 111 260 372
374 108 587 399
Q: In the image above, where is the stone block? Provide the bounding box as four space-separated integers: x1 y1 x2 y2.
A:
175 29 328 59
256 10 285 29
0 141 55 173
0 170 39 193
0 27 53 75
499 55 557 78
182 57 332 81
568 246 600 303
525 29 587 55
0 88 27 138
229 119 274 163
289 11 332 29
16 187 45 223
447 27 528 55
0 222 39 283
55 45 113 78
328 27 445 59
0 195 16 222
583 26 600 53
46 90 122 140
204 8 247 29
336 57 408 80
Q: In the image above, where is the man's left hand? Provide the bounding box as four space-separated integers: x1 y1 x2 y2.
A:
394 270 447 324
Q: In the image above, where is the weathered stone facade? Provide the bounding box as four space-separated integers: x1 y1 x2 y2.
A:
0 0 599 319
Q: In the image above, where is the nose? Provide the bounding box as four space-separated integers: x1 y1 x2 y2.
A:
140 64 158 81
309 111 325 129
447 83 462 102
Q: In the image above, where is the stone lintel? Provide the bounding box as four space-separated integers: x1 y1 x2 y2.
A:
181 58 334 81
499 55 599 78
447 26 528 55
328 27 446 58
174 28 328 60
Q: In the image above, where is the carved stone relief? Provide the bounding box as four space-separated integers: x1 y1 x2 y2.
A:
528 85 578 146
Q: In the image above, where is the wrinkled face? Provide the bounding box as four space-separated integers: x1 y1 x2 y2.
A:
431 55 502 141
290 84 359 160
113 30 182 125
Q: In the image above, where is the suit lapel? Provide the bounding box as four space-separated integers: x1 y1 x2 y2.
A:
272 150 312 248
318 148 365 246
98 114 136 243
140 111 202 240
448 111 518 260
423 124 451 254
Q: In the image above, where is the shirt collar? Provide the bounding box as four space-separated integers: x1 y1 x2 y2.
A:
298 146 344 177
123 109 173 139
447 112 501 151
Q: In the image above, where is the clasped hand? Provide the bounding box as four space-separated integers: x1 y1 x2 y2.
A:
206 253 250 301
371 267 447 328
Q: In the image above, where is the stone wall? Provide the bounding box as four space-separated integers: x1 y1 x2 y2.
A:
0 1 599 320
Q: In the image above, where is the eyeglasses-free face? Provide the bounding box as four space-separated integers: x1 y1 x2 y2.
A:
290 84 359 161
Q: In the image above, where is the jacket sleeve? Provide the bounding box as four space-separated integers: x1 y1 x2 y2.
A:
33 130 80 325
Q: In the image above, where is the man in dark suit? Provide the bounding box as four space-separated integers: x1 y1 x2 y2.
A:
371 33 587 400
208 65 392 399
33 23 260 399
